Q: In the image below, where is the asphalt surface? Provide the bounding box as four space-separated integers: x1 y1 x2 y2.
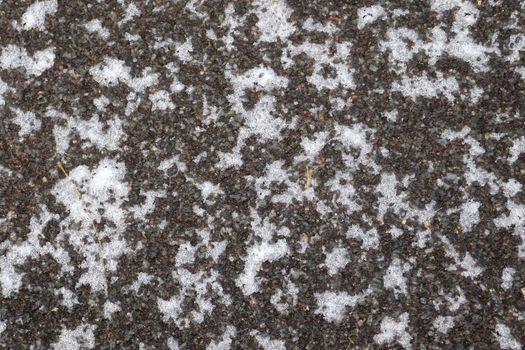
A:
0 0 524 349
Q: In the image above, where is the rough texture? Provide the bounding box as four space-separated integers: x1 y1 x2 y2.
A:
0 0 524 349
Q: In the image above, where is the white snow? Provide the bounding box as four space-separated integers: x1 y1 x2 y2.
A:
0 207 67 297
51 159 131 292
93 95 110 111
501 267 516 290
502 179 522 198
236 240 288 296
207 326 236 350
54 287 79 310
0 45 55 76
494 200 525 258
432 315 455 334
158 268 230 328
119 3 141 26
458 252 484 278
51 113 124 154
446 287 466 312
251 331 286 350
440 235 484 278
296 131 329 162
459 200 481 232
324 247 350 275
89 57 159 92
389 227 404 239
159 155 187 173
217 65 290 169
11 108 41 137
509 137 525 163
52 324 96 350
374 313 412 349
175 242 197 266
197 181 224 204
392 73 459 101
495 323 522 350
357 5 386 29
270 278 298 312
175 38 194 62
15 0 57 31
103 300 121 319
84 19 110 39
253 0 295 43
383 258 411 296
380 9 498 74
346 225 379 250
149 90 175 111
315 287 372 322
302 18 338 34
129 272 154 292
167 337 180 350
284 42 355 90
0 78 8 106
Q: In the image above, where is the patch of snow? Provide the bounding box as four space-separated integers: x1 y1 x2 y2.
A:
392 73 459 101
158 268 230 328
51 159 130 292
14 0 57 31
0 45 55 76
346 225 379 250
236 240 288 296
357 5 386 29
93 95 110 111
509 137 525 163
119 3 141 26
176 242 197 266
383 258 411 296
129 272 154 292
302 18 338 34
89 57 159 92
175 38 193 62
103 300 121 319
501 267 516 290
295 131 329 162
459 200 480 232
253 0 295 42
11 108 41 137
167 337 180 350
207 326 236 350
374 313 412 349
432 315 455 334
324 247 350 275
494 200 525 258
149 90 175 111
445 287 466 312
502 179 522 198
54 287 79 310
84 19 110 39
197 181 223 204
284 42 355 90
52 324 96 350
0 78 9 105
494 323 522 350
315 287 372 322
51 113 124 154
251 331 286 350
